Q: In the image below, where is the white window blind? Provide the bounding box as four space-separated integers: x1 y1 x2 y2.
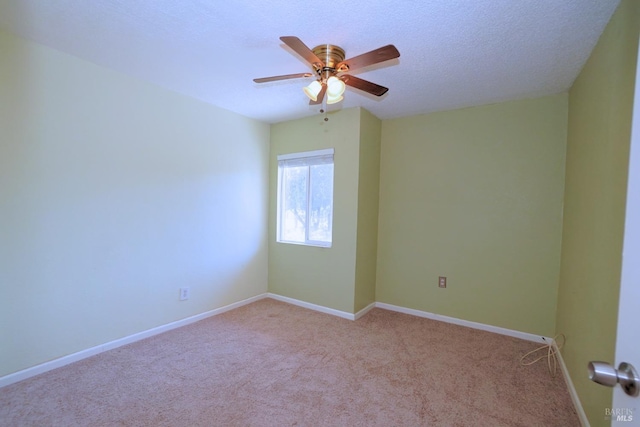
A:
277 149 334 166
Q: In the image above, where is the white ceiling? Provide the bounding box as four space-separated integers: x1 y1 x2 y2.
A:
0 0 620 124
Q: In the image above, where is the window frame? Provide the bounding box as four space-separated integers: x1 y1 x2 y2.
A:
276 148 335 248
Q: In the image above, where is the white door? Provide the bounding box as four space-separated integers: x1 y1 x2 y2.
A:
611 36 640 426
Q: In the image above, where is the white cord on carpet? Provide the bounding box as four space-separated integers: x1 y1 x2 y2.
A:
520 334 566 377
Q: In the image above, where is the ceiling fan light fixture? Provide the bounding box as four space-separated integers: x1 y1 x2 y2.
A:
303 80 322 101
326 94 343 104
326 76 346 97
255 37 399 108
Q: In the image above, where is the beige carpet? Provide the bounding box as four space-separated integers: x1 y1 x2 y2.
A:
1 298 579 426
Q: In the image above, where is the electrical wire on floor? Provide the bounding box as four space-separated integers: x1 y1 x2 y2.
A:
520 334 566 377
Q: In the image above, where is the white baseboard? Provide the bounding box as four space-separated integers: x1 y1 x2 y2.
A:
354 302 376 320
264 296 548 343
370 302 586 423
375 302 550 344
2 289 581 424
267 294 375 320
267 293 356 320
553 341 589 426
0 293 268 389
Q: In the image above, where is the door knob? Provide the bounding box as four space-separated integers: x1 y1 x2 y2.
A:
588 361 639 397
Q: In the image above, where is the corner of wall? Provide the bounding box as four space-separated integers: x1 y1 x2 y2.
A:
353 109 382 312
555 0 640 423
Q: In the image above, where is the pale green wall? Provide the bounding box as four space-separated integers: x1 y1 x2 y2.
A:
556 1 640 424
268 109 360 313
354 109 381 312
377 95 568 336
3 8 634 424
0 30 269 377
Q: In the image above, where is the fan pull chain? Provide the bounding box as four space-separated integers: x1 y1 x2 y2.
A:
321 97 329 121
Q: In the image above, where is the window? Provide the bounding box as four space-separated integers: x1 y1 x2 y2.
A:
277 149 334 247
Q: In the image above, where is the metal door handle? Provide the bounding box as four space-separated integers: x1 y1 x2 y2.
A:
588 361 639 397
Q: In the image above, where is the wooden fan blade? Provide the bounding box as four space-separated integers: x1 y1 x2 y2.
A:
254 72 313 83
309 84 327 105
342 75 389 96
280 36 324 68
336 44 400 72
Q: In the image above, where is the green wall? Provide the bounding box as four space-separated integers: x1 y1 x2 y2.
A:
556 1 640 424
5 4 635 421
268 107 381 314
354 109 381 312
268 109 360 313
376 95 568 336
0 29 270 377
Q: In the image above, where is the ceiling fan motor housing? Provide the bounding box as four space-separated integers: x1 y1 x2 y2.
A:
312 44 346 76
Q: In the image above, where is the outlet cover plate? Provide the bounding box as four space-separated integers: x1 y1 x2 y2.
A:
438 277 447 288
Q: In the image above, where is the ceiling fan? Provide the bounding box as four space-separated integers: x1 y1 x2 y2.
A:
254 36 400 105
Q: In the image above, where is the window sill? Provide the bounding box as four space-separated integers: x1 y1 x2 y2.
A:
277 240 332 248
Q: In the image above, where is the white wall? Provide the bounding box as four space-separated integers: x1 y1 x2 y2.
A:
0 30 269 377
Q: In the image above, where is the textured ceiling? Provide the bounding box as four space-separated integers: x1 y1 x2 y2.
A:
0 0 620 124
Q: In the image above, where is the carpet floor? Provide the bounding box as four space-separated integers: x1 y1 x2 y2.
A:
0 298 579 426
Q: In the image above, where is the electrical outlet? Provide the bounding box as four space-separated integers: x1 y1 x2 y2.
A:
438 276 447 288
179 287 190 301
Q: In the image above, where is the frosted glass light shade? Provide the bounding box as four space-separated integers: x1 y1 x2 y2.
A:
327 94 343 104
326 76 346 97
303 81 323 101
